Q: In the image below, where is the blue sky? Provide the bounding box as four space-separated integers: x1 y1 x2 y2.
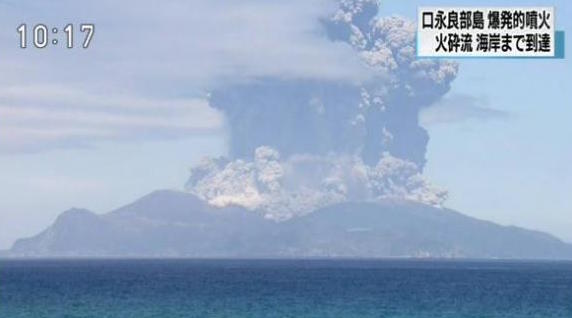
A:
0 0 570 248
380 0 572 242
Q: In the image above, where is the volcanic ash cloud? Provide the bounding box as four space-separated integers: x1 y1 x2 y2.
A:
186 0 457 219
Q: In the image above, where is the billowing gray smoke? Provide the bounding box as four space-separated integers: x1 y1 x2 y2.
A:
186 0 457 220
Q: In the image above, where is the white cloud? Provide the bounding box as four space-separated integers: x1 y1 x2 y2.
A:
0 0 368 90
0 0 371 153
0 86 223 153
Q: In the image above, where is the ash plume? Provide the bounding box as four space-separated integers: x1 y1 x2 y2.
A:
186 0 457 219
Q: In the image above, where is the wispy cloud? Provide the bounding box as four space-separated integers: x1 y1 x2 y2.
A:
0 0 369 154
0 86 223 153
420 94 510 126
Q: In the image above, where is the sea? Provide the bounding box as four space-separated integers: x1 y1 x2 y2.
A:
1 259 571 318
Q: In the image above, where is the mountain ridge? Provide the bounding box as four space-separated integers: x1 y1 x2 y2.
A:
7 190 572 259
